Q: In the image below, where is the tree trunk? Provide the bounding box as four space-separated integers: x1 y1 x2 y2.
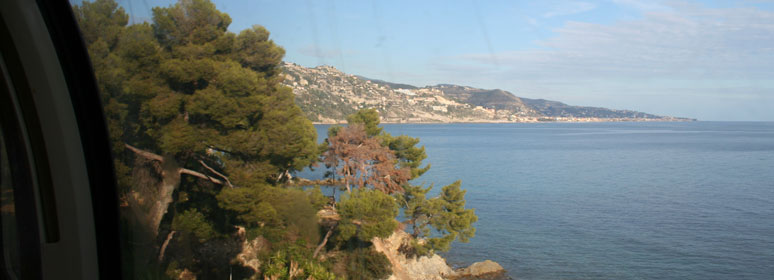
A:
145 154 181 236
344 168 351 193
313 226 335 258
125 144 227 237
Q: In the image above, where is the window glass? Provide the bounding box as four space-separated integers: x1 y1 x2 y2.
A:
70 1 774 280
69 1 465 279
0 125 21 279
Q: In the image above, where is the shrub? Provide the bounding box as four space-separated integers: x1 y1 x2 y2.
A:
345 247 392 280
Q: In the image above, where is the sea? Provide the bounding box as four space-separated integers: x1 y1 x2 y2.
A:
300 122 774 280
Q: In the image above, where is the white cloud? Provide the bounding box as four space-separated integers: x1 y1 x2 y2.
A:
458 4 774 81
429 3 774 120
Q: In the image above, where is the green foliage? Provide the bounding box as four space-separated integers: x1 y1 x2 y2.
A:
380 133 430 179
345 247 392 280
233 25 285 76
151 0 232 47
77 0 326 278
262 251 289 279
158 116 208 155
346 108 382 137
327 125 342 138
429 181 477 252
82 0 319 186
165 260 182 279
260 241 340 280
395 184 432 236
269 188 320 244
396 181 477 255
327 109 476 257
72 0 128 48
76 1 481 278
217 185 278 227
304 261 339 280
254 87 320 172
171 209 216 241
306 186 329 211
337 189 399 243
218 185 320 244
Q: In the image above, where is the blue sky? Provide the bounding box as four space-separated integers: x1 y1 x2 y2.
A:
113 0 774 121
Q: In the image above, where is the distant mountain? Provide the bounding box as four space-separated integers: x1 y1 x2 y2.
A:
521 98 663 119
281 62 694 123
429 84 538 116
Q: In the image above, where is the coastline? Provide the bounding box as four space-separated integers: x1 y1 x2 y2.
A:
312 118 697 125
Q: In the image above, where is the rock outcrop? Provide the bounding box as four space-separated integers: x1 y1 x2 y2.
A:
177 269 196 280
372 230 510 280
234 226 270 274
372 230 456 280
453 260 506 279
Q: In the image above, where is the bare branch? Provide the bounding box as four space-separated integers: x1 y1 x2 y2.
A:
179 168 224 185
125 143 164 161
199 160 233 188
125 143 225 186
313 226 335 258
158 230 176 261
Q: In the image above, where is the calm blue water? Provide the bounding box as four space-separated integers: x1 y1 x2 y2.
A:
303 122 774 280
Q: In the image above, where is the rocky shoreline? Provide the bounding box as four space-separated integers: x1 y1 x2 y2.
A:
373 230 509 280
233 226 509 280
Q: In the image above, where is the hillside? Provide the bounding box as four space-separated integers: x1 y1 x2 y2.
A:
282 62 497 123
430 84 538 116
282 62 694 123
521 98 663 119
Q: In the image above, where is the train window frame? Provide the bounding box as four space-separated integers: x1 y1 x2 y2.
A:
1 0 123 279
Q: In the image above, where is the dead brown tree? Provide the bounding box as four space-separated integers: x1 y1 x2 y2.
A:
322 125 410 194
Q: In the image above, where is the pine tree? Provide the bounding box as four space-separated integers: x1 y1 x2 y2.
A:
344 108 430 179
75 0 322 278
336 189 399 243
346 108 382 137
322 124 410 194
397 181 477 255
428 180 477 252
381 133 431 179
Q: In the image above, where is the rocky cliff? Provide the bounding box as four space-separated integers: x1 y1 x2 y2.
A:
372 230 456 280
372 230 508 280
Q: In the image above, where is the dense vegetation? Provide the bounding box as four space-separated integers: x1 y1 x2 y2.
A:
73 0 476 279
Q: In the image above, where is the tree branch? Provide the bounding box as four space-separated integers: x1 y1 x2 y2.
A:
158 230 176 262
179 168 224 185
125 143 163 161
313 226 335 258
199 160 233 188
125 143 226 186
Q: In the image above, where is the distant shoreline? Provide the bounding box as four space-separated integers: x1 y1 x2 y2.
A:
312 118 697 125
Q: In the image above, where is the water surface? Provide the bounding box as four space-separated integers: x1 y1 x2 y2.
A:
304 122 774 280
